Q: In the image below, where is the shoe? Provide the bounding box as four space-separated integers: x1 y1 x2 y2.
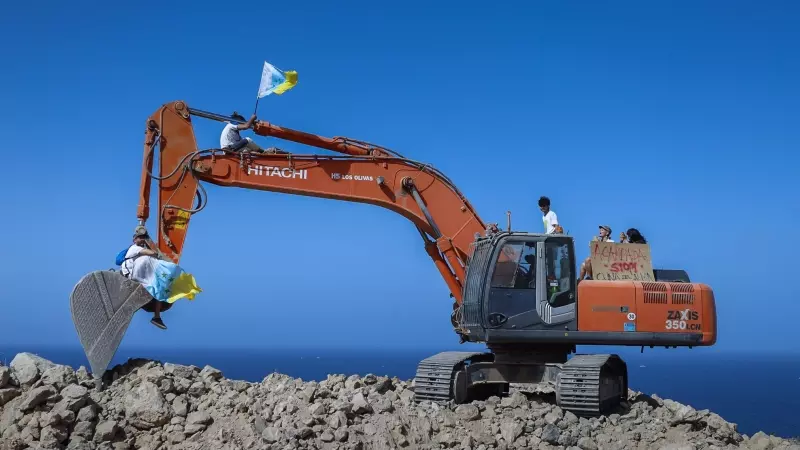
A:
151 318 167 330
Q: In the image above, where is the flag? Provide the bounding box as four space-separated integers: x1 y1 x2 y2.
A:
257 61 298 98
139 258 202 304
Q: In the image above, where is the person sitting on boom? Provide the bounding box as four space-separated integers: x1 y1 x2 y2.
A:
220 112 264 153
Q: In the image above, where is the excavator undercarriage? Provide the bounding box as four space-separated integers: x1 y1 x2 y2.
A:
413 349 628 416
69 101 717 418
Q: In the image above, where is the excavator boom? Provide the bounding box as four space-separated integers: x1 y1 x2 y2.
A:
137 101 485 303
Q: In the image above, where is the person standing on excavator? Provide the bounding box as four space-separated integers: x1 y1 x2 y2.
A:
220 112 264 153
538 196 559 234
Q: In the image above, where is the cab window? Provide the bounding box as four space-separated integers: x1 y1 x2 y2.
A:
490 242 536 289
545 239 574 306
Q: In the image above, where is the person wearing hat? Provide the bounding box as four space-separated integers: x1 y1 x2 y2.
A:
219 112 264 153
578 225 615 282
594 225 614 243
119 228 169 330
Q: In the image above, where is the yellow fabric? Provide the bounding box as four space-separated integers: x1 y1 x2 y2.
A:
273 71 298 95
166 271 202 303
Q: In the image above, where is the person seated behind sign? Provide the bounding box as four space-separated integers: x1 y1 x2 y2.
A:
220 112 264 153
578 225 614 283
120 229 170 330
619 228 647 244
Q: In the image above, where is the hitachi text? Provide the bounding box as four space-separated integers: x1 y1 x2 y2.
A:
247 165 308 180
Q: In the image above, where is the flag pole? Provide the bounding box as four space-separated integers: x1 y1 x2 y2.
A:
253 61 265 117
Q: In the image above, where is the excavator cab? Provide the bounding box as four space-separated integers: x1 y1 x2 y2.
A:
458 231 578 342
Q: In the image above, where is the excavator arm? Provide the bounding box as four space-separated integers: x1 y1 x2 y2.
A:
137 100 487 302
72 100 489 385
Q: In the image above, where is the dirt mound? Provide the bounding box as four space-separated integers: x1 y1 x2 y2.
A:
0 352 796 450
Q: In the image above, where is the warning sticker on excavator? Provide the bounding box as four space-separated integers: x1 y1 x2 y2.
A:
173 210 190 230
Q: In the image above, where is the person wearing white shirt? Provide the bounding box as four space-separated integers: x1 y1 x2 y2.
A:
220 112 263 153
120 229 169 330
538 196 559 234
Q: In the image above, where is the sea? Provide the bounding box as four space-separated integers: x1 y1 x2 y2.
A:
1 346 797 439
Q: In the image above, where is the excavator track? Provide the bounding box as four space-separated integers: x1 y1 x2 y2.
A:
556 354 628 416
412 351 490 403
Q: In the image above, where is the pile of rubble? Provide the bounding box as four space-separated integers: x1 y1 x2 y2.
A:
0 352 797 450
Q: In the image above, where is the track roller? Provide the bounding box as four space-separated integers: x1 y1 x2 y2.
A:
555 354 628 416
412 351 495 404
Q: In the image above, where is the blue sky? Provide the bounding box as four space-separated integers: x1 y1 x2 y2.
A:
0 1 797 359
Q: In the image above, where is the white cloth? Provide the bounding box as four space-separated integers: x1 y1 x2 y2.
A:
542 210 559 234
220 123 242 148
120 244 158 284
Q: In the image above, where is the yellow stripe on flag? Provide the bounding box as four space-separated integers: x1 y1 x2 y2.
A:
166 271 202 303
273 70 298 95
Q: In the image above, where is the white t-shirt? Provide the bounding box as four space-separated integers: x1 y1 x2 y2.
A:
120 244 157 284
542 210 559 234
220 123 242 148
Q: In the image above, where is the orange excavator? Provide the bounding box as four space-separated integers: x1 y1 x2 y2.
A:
69 100 717 416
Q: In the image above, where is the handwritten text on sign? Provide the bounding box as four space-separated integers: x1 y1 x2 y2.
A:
589 241 655 281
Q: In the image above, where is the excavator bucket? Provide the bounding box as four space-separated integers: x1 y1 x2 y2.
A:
69 270 154 386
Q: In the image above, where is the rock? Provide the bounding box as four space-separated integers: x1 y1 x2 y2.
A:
41 364 78 390
199 365 222 381
172 396 188 417
163 363 198 380
0 387 20 406
122 381 170 429
76 404 98 423
0 366 10 388
455 404 481 421
500 420 523 443
542 423 560 444
93 420 119 442
262 426 283 443
334 428 349 442
351 392 372 414
10 353 55 386
578 436 599 450
184 410 213 434
0 352 796 450
18 385 57 411
40 424 69 448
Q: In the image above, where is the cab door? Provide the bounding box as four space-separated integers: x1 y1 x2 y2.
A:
536 236 577 329
485 240 541 330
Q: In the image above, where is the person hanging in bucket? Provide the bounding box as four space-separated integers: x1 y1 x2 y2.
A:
116 228 202 329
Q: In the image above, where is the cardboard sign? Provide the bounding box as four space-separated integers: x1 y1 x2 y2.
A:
589 241 654 281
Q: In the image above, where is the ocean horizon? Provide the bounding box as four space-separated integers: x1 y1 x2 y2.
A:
1 346 797 439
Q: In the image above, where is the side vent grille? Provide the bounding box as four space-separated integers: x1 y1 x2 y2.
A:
642 282 668 304
644 292 668 304
670 283 695 292
670 283 695 305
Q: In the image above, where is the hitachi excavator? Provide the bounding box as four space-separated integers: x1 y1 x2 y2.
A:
69 100 717 416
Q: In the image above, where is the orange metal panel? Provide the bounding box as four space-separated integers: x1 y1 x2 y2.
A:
577 281 638 333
